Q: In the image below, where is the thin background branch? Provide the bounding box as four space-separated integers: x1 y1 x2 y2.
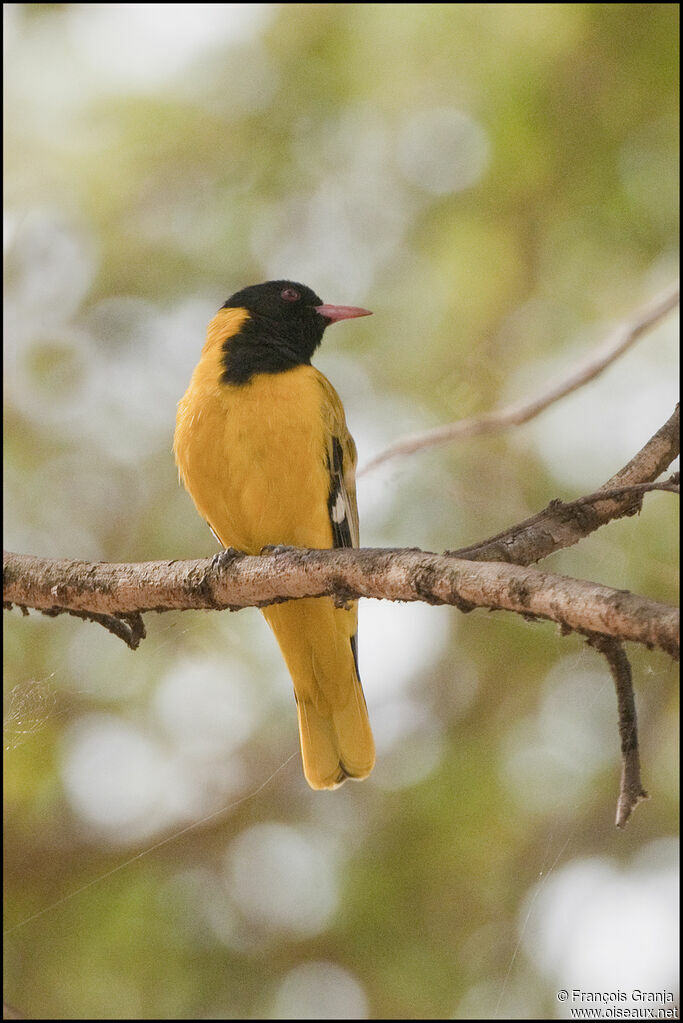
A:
361 283 679 474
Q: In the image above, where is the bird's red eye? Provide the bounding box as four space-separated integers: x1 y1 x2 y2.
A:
281 288 300 302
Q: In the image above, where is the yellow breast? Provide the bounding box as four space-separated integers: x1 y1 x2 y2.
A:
174 309 334 555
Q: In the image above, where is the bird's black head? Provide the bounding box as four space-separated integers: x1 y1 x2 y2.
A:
220 280 371 385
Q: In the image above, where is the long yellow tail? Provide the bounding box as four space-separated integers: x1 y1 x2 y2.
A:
262 597 375 789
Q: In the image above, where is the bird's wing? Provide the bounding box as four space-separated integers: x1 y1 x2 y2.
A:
317 372 359 550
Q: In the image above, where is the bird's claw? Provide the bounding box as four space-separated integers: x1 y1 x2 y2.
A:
211 547 242 570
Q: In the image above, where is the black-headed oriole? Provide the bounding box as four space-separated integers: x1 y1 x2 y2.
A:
174 281 376 790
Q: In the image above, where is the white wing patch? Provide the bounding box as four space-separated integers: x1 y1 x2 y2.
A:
331 489 347 525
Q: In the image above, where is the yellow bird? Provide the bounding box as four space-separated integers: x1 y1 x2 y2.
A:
174 280 376 789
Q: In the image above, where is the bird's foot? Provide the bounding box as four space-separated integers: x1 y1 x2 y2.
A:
211 547 243 570
260 544 294 557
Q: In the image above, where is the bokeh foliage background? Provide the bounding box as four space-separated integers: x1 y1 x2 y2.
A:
3 4 679 1019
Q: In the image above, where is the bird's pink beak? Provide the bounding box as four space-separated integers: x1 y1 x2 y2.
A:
315 304 372 323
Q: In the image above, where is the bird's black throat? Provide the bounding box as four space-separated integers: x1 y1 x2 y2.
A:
221 313 325 385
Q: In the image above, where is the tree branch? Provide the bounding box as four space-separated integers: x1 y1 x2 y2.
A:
450 406 680 565
361 284 679 474
4 546 679 659
586 633 649 828
40 607 146 650
4 409 678 663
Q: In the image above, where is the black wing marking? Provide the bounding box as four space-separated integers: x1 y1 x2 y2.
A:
350 632 360 679
327 436 354 549
327 436 361 679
